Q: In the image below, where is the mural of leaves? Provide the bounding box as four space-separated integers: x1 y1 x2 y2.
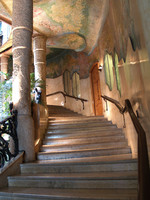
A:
104 53 114 91
114 53 121 96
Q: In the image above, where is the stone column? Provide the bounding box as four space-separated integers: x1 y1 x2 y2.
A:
33 35 47 106
0 55 9 81
12 0 35 161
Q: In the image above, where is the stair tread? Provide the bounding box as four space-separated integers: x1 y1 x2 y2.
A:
48 121 112 127
8 171 138 180
37 154 133 164
22 158 137 167
49 119 108 125
1 106 138 197
45 131 123 140
0 187 138 199
38 146 131 155
47 127 121 134
48 125 117 131
41 142 128 153
43 135 126 145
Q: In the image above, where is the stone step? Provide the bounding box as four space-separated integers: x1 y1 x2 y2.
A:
49 114 83 118
41 141 128 153
36 153 133 163
48 115 105 121
36 153 133 164
8 171 138 189
48 120 111 126
46 129 123 140
0 188 138 200
48 106 78 112
47 123 114 130
48 122 115 130
37 147 131 160
49 117 108 125
49 111 81 115
20 159 137 174
47 126 119 134
43 134 126 145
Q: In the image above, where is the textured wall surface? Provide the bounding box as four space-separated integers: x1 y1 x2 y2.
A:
46 0 150 156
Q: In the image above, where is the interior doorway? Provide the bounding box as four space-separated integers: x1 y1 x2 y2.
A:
91 62 103 116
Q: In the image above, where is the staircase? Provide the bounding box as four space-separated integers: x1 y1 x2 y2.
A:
0 105 138 199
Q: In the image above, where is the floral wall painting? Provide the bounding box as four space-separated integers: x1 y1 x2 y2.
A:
1 0 109 54
104 53 114 91
72 72 80 98
63 70 71 95
114 53 121 96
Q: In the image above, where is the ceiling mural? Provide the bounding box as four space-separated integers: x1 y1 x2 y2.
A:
45 0 144 82
46 33 86 52
0 0 109 54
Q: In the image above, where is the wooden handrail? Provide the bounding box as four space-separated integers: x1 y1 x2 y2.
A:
101 95 150 200
125 99 150 200
46 91 88 110
101 95 125 114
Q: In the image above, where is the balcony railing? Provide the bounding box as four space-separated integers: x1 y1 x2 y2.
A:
0 104 18 168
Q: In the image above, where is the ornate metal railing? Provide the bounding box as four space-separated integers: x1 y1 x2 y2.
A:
0 106 18 168
101 95 150 200
47 91 88 110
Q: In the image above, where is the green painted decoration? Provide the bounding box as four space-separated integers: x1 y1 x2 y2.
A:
104 53 114 91
63 70 70 95
72 72 80 97
114 53 121 96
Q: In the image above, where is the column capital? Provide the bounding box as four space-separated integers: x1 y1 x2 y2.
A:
32 32 47 40
0 54 10 59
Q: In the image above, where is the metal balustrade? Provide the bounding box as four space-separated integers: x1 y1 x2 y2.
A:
0 105 18 168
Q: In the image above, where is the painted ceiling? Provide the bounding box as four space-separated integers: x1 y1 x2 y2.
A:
0 0 109 54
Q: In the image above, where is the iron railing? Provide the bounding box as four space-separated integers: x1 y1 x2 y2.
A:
101 95 150 200
47 91 88 110
0 106 18 168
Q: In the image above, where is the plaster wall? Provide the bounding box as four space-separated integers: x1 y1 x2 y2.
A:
100 48 150 158
99 0 150 157
46 75 94 116
137 0 150 59
65 77 94 116
46 76 64 106
45 0 150 157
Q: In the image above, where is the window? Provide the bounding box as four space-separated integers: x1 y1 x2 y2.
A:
0 21 2 46
0 21 2 35
63 70 70 95
104 53 114 91
72 72 80 98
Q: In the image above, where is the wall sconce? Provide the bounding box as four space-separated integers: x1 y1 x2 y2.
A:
98 64 103 71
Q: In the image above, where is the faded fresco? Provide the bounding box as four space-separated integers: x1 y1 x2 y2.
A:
46 0 142 81
0 0 109 54
46 46 99 79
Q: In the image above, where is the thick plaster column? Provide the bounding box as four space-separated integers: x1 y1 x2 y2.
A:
33 35 47 106
12 0 35 161
0 55 9 81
